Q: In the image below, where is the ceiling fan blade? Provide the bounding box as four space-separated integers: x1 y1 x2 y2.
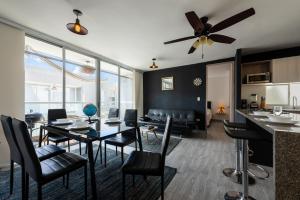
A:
188 46 196 54
185 11 204 33
164 36 197 44
188 40 200 54
208 34 236 44
200 16 208 24
210 8 255 33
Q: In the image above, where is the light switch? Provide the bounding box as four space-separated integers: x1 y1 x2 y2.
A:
197 97 201 102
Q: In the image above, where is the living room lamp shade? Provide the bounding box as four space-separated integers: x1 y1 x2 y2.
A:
149 58 158 69
66 9 88 35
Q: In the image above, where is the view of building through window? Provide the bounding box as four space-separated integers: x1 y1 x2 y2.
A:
25 36 134 122
100 61 119 119
65 50 96 116
120 68 133 119
25 38 63 117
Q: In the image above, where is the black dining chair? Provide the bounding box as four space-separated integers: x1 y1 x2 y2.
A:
12 118 88 200
104 109 138 167
47 109 73 152
93 108 120 164
108 108 119 118
25 112 43 137
0 115 66 198
122 116 173 200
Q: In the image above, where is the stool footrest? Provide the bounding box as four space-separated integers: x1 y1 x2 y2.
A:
223 168 256 185
248 163 269 180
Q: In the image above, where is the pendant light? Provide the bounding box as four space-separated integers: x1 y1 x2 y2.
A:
149 58 158 69
66 9 88 35
80 61 96 74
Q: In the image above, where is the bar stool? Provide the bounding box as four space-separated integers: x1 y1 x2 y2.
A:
223 120 255 185
223 125 266 200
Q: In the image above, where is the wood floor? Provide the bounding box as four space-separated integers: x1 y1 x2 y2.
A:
163 121 274 200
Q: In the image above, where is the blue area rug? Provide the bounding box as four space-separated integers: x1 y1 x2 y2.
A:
0 147 176 200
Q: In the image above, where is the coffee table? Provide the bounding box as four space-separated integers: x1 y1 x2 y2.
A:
140 125 159 141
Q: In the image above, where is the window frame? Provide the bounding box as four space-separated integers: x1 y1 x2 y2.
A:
24 35 134 118
265 84 290 106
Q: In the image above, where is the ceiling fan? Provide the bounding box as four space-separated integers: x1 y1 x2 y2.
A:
164 8 255 55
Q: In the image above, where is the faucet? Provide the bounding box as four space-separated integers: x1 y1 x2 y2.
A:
292 96 298 109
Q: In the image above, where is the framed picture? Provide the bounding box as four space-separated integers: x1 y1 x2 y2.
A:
161 76 174 90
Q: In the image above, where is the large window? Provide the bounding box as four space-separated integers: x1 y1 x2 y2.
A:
100 61 119 119
25 36 134 121
25 38 63 117
65 50 96 116
120 68 134 119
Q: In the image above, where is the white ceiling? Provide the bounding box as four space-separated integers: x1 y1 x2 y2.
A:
0 0 300 71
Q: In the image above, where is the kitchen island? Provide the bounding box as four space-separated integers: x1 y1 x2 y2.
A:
236 109 300 200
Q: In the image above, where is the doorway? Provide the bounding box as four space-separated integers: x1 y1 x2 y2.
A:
206 62 234 126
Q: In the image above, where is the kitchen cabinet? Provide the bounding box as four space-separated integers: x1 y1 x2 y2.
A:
241 61 271 84
272 56 300 83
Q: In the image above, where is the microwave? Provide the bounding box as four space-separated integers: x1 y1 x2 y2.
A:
246 72 271 84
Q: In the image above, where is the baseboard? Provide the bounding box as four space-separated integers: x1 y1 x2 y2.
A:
0 163 10 171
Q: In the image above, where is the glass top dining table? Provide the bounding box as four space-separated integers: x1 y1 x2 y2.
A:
47 121 137 140
38 120 143 200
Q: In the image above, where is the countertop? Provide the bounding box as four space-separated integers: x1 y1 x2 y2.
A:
236 109 300 199
236 109 300 134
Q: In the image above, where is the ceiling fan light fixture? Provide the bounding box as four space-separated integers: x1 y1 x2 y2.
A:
199 36 207 44
207 38 214 46
66 9 88 35
164 8 255 54
193 39 201 48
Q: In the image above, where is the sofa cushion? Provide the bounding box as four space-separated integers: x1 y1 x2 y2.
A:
147 109 195 123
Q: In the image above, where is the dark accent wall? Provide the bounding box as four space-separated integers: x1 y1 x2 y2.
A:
143 63 206 130
242 46 300 63
234 49 245 122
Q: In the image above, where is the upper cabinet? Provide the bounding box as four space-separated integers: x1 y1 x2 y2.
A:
272 56 300 83
241 61 271 84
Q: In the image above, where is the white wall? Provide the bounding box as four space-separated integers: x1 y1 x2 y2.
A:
133 70 143 117
241 84 266 105
207 63 232 120
241 83 291 108
0 23 25 168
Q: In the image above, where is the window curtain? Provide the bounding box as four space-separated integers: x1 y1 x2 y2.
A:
133 70 143 117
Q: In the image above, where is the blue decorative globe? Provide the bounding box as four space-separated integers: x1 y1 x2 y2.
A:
83 103 97 117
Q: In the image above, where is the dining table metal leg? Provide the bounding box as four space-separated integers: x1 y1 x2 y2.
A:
136 127 143 152
38 126 43 147
99 140 102 164
87 141 97 200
